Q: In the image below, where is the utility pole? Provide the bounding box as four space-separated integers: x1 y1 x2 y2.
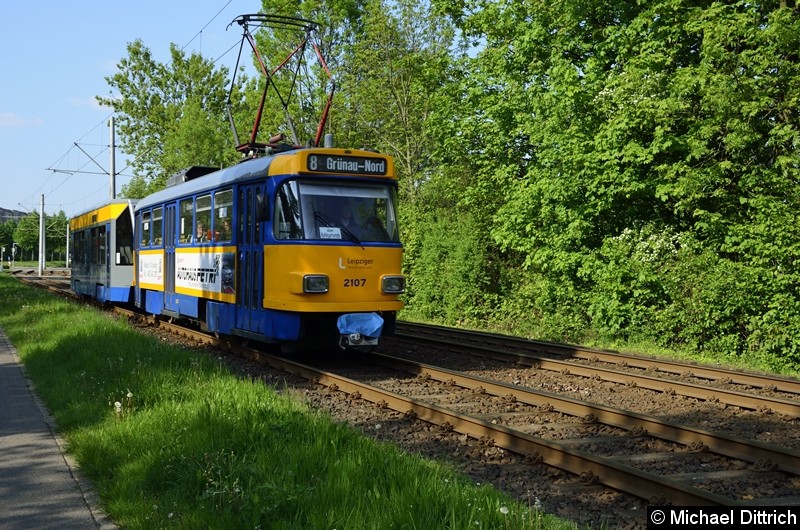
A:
39 194 45 275
110 116 116 199
66 224 70 267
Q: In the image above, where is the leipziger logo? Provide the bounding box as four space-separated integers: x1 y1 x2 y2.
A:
338 257 375 269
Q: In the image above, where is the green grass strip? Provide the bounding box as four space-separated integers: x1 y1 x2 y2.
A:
0 275 576 529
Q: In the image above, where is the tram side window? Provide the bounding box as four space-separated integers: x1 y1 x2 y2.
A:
274 181 302 239
197 195 211 241
117 212 134 265
239 190 246 243
214 189 233 242
179 198 193 243
152 207 163 246
196 194 212 242
73 231 86 268
91 226 107 265
98 225 107 265
141 211 151 247
91 228 99 264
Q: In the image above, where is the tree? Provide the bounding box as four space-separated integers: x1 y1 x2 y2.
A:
97 40 245 197
0 220 17 262
46 211 69 260
246 0 457 195
13 213 40 253
9 211 68 262
434 0 800 364
336 0 456 203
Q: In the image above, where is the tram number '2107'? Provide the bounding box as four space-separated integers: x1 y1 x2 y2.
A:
344 278 367 287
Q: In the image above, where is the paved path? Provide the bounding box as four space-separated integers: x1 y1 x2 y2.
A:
0 326 115 529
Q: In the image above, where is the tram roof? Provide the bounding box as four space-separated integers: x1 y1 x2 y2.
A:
69 199 138 230
134 155 273 212
134 147 395 213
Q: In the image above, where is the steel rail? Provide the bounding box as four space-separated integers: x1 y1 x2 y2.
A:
392 331 800 417
396 322 800 395
394 323 800 416
61 304 800 480
365 351 800 477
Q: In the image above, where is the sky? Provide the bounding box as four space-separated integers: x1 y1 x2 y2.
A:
0 0 262 218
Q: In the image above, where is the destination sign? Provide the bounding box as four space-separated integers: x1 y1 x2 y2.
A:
306 154 388 175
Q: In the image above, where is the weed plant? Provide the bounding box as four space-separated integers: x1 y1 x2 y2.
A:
0 275 576 529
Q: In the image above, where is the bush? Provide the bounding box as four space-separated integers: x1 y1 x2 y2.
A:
402 212 492 325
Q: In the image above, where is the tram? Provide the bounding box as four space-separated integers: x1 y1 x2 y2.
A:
132 147 404 348
69 199 138 303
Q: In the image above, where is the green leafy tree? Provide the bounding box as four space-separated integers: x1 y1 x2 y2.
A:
13 213 40 255
97 40 245 197
0 220 17 263
9 211 68 262
248 0 456 191
46 211 69 261
335 0 455 198
435 0 800 366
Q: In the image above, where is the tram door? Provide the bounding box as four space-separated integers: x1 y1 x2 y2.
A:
236 184 265 332
164 203 177 305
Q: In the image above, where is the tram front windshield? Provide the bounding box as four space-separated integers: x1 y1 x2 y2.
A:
274 180 400 243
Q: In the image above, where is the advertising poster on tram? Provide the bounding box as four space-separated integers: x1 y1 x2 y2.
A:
175 250 236 302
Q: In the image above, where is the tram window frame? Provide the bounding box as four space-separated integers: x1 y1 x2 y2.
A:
73 230 86 267
91 227 98 264
274 180 302 240
179 198 193 243
152 207 163 246
98 225 107 266
91 225 107 265
239 189 246 243
117 210 134 265
196 194 212 243
141 210 151 247
245 188 254 245
214 189 233 242
290 180 399 242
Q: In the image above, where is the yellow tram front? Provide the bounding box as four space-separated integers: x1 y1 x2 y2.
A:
263 149 405 347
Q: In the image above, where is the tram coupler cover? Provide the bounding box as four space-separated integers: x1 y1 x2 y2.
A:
337 312 383 348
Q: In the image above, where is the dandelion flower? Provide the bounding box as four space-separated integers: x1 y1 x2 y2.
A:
499 506 509 515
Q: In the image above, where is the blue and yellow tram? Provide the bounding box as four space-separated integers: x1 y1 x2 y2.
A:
69 199 138 303
133 147 405 348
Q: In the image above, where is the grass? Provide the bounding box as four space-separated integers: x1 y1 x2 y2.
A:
0 274 576 530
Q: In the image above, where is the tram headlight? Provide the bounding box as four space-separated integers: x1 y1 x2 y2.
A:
381 275 405 294
303 274 329 293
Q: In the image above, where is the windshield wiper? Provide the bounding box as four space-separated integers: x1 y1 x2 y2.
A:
314 211 361 245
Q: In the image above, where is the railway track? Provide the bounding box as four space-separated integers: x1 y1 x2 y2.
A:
393 321 800 417
18 275 800 526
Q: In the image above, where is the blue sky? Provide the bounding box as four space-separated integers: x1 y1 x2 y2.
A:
0 0 261 218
